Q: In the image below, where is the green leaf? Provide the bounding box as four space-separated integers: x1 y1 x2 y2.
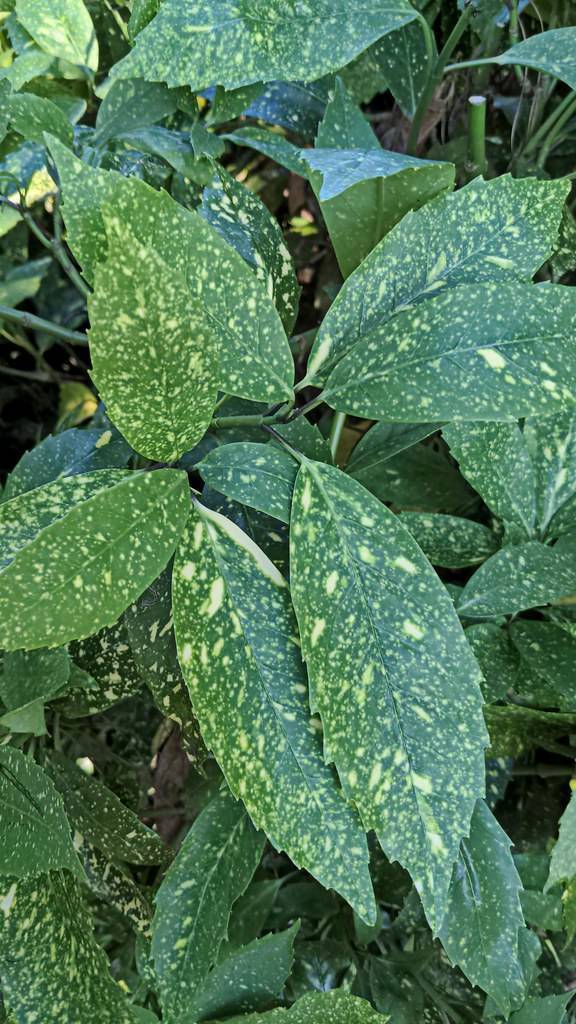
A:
306 144 454 278
198 443 298 524
546 790 576 891
0 746 80 878
89 210 219 461
128 0 161 38
151 788 265 1020
125 569 207 763
214 991 386 1023
77 836 152 937
49 137 294 404
15 0 99 70
111 0 418 91
172 499 375 923
0 468 190 650
0 871 139 1022
9 91 73 146
0 50 54 91
59 616 143 717
289 459 487 930
322 282 576 422
0 647 70 735
225 878 284 949
485 704 576 758
306 175 569 384
444 422 536 541
201 167 300 333
524 410 576 538
457 541 576 617
465 623 520 703
346 423 439 470
438 799 526 1015
399 512 499 568
378 19 436 118
47 754 169 865
486 28 576 91
509 993 574 1024
0 256 51 306
93 79 180 146
3 426 131 501
192 922 299 1021
510 620 576 711
224 127 310 176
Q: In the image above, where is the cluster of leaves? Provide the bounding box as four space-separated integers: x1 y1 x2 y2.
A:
2 0 576 1021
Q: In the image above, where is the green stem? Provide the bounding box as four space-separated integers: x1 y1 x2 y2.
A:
0 364 55 383
0 197 91 300
211 398 294 431
287 394 325 421
468 95 488 177
407 4 475 155
0 305 88 345
328 411 346 463
522 90 576 158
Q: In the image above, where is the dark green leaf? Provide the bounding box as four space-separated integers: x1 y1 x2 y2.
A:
465 623 520 703
289 459 487 930
0 647 70 735
378 18 436 118
399 512 499 568
524 410 576 539
509 993 573 1024
94 79 180 146
457 541 576 617
0 469 190 650
215 990 386 1023
487 28 576 90
3 427 131 501
198 443 298 524
510 620 576 711
111 0 418 91
172 499 375 923
485 704 576 758
306 175 568 384
546 790 576 891
151 788 265 1019
438 799 526 1015
59 616 143 717
224 127 310 176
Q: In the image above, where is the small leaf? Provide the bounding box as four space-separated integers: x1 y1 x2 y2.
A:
444 422 536 542
172 500 375 923
93 79 180 146
289 459 487 930
487 28 576 91
0 647 70 735
59 616 143 717
323 282 576 422
306 175 568 383
0 469 190 650
77 836 152 937
15 0 99 70
48 754 169 865
9 92 73 146
151 788 265 1020
524 409 576 539
457 541 576 617
465 623 520 703
510 620 576 711
304 147 453 203
198 443 298 524
485 704 576 758
399 512 499 568
111 0 418 91
438 799 526 1016
214 990 386 1023
0 871 138 1022
224 127 310 176
0 746 80 878
192 922 299 1021
509 993 574 1024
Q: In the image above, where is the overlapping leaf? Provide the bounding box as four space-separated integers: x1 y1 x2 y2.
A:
198 443 298 524
3 426 131 501
111 0 418 91
218 991 387 1023
15 0 99 70
306 175 568 383
481 28 576 90
457 540 576 617
399 512 499 568
172 500 375 923
0 469 190 650
289 459 487 930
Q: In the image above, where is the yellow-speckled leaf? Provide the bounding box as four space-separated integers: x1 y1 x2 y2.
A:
48 137 294 404
306 175 568 384
111 0 418 91
15 0 99 70
289 459 487 930
457 540 576 617
0 469 190 650
89 210 219 461
0 871 138 1022
322 282 576 422
172 500 376 923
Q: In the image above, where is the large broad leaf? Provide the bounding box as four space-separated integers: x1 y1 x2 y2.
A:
8 92 73 147
306 175 568 384
0 746 80 878
48 138 294 404
89 210 218 461
111 0 418 91
217 991 386 1023
201 167 300 333
509 993 574 1024
510 620 576 711
305 147 453 203
151 788 265 1020
172 500 375 923
457 541 576 617
378 18 435 118
322 282 576 422
524 410 576 539
198 443 298 525
289 459 487 930
444 422 537 542
47 754 169 865
546 791 576 892
15 0 99 70
3 426 131 501
0 469 190 650
0 872 138 1022
477 28 576 91
399 512 499 568
438 799 526 1016
192 922 299 1021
